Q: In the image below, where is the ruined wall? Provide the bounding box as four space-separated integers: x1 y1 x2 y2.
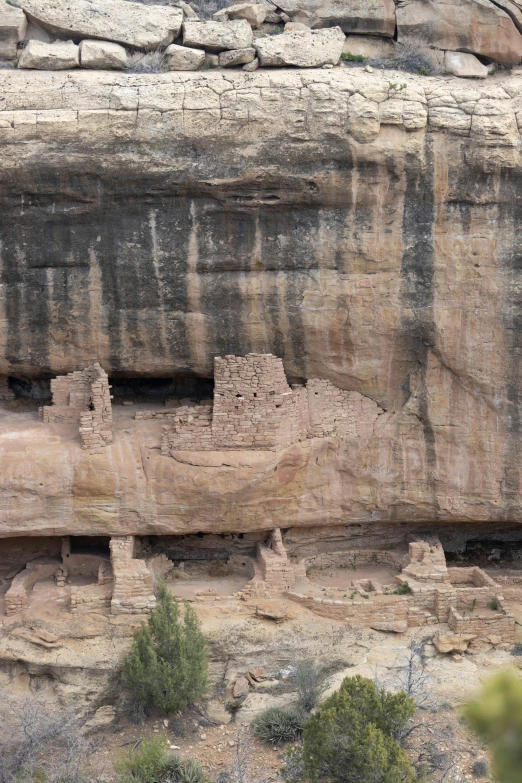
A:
40 363 113 448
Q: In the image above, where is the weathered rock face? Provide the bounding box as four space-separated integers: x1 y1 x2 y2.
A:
3 69 522 529
397 0 522 64
276 0 396 34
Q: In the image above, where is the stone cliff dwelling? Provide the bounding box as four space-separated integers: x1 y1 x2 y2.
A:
0 525 520 654
1 353 522 653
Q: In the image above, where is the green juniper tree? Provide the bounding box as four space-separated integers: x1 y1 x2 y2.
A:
123 581 208 716
302 675 417 783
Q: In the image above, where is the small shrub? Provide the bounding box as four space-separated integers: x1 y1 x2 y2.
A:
292 659 326 712
340 52 367 63
378 35 443 75
394 582 412 595
472 759 489 778
126 50 168 74
178 759 206 783
488 598 499 611
115 737 182 783
252 706 306 745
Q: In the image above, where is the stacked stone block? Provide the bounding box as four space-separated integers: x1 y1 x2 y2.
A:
109 536 156 615
70 584 112 614
40 362 113 449
161 354 384 455
307 378 382 439
5 560 59 615
161 405 213 454
79 365 113 449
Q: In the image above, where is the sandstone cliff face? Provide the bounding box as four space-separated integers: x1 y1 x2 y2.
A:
2 69 522 531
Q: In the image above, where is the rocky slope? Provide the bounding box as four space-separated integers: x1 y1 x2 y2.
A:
2 68 522 529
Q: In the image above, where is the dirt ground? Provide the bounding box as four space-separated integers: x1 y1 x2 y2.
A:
306 563 399 591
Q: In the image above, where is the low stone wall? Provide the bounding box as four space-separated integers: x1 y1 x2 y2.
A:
447 566 497 587
286 590 420 631
5 559 59 615
304 549 407 572
70 584 112 614
448 606 516 641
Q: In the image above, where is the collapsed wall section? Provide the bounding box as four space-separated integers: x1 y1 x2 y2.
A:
40 362 113 449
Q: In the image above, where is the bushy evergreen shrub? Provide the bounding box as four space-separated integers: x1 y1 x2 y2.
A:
302 675 417 783
122 581 208 715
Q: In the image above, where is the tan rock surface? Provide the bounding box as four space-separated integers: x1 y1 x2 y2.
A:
18 39 79 69
183 19 253 50
79 39 128 70
397 0 522 64
276 0 396 34
255 26 345 66
10 0 183 49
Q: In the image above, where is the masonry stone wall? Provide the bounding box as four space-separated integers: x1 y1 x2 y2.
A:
448 606 516 640
162 354 382 454
5 560 59 615
40 362 113 449
70 584 112 614
110 536 156 615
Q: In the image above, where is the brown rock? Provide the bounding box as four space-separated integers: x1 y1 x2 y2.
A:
370 620 408 633
248 666 268 681
232 676 250 698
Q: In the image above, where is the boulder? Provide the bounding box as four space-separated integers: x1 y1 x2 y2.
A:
165 43 205 70
396 0 522 65
79 39 128 70
226 3 267 27
0 0 27 59
255 600 290 621
342 34 395 60
183 19 253 51
275 0 395 35
433 633 476 654
219 46 256 66
232 676 250 698
10 0 183 50
248 666 268 681
18 39 79 69
254 26 344 66
443 51 488 78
